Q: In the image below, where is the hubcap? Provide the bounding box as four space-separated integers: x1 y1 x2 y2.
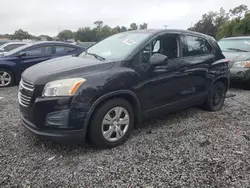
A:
0 71 11 87
102 107 130 142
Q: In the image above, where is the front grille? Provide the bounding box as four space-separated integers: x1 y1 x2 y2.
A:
18 79 34 107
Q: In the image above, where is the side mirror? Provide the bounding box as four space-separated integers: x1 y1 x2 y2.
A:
149 53 168 66
16 52 26 57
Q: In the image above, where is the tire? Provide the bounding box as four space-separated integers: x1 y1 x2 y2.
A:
203 81 227 111
0 68 14 87
245 79 250 90
88 98 134 148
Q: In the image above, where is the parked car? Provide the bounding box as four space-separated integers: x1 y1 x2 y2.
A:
218 36 250 87
0 41 85 87
0 42 30 53
19 29 230 148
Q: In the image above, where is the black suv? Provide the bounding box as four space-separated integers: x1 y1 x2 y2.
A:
19 29 229 148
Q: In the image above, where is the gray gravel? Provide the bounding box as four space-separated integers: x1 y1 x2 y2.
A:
0 86 250 188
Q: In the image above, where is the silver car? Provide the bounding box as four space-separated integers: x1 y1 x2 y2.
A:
218 36 250 87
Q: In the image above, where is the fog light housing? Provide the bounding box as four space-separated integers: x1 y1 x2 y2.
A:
46 110 70 129
237 71 245 77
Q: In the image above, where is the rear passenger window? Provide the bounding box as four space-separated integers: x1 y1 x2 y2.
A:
55 46 77 54
184 36 211 57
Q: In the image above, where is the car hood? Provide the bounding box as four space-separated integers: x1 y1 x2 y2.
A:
223 51 250 62
22 55 115 84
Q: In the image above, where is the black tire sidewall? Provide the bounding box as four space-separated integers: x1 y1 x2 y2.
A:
206 82 226 111
0 68 14 87
89 98 134 148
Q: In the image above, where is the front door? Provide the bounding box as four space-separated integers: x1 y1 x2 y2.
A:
133 33 194 113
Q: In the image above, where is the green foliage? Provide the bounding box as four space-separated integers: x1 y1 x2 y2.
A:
216 6 250 39
189 4 250 39
129 23 138 30
74 21 147 42
57 30 75 41
11 29 33 40
188 8 229 37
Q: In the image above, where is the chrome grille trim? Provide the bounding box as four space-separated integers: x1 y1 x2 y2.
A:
20 79 34 91
18 78 34 107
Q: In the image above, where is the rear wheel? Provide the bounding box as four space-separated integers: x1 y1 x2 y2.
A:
0 68 14 87
203 81 226 111
88 98 134 148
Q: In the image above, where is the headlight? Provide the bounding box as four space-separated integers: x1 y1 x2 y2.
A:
232 61 250 68
42 78 86 97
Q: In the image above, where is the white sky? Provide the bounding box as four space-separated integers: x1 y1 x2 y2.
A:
0 0 249 36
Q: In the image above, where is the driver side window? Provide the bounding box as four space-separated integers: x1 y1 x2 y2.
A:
137 34 180 65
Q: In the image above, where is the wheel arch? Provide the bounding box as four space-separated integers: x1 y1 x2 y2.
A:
84 90 142 132
213 76 229 90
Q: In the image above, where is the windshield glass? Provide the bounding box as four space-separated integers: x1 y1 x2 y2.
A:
218 38 250 52
4 43 33 56
79 32 151 60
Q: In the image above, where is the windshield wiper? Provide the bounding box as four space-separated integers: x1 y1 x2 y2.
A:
226 48 249 52
86 52 105 61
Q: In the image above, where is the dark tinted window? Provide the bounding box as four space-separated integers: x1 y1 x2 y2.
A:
184 36 211 57
55 46 77 54
24 46 53 56
4 44 25 52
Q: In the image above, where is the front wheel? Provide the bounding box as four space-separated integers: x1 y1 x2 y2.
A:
88 98 134 148
203 81 227 111
0 68 14 87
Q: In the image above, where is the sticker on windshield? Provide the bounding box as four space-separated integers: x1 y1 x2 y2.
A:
244 41 250 45
123 38 136 46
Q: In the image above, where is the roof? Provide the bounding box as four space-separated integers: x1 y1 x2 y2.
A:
122 29 213 39
31 41 77 45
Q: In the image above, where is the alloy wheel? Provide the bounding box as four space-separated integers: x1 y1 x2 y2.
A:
0 71 11 87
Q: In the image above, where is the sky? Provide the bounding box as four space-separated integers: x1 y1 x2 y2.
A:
0 0 249 36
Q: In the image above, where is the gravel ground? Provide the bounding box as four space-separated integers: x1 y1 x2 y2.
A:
0 86 250 188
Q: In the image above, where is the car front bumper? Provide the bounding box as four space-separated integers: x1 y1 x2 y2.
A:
230 67 250 82
19 96 90 142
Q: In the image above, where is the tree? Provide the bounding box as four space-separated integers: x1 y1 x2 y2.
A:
188 8 229 38
216 5 250 39
139 23 148 29
11 29 32 40
129 23 138 30
111 26 121 34
120 26 127 32
94 21 104 29
57 30 74 41
75 27 96 42
229 4 248 19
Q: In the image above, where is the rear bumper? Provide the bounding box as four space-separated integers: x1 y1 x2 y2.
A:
230 67 250 82
21 114 86 142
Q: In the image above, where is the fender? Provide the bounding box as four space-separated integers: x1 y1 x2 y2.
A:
82 90 142 135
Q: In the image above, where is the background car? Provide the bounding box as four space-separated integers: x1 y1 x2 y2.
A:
218 36 250 88
0 41 30 53
0 41 85 87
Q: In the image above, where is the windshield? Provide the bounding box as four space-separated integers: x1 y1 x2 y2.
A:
4 43 33 56
218 38 250 52
79 32 151 60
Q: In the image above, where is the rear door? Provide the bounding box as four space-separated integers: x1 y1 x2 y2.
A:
181 34 214 97
18 45 53 73
54 45 79 58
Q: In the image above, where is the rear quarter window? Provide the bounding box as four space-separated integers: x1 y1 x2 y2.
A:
183 35 212 57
